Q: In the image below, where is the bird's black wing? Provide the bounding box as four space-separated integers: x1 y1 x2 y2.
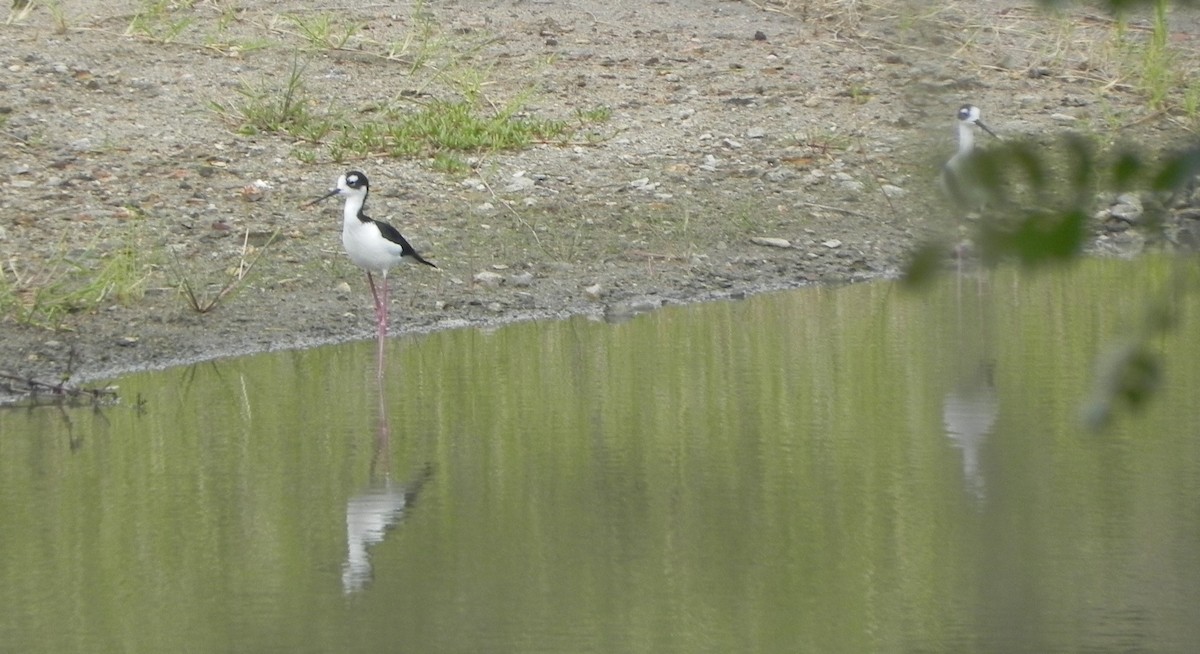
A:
374 219 437 268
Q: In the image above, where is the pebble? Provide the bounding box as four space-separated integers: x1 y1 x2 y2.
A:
505 173 536 192
1110 193 1143 223
473 271 504 288
584 283 604 299
763 168 796 183
628 178 659 192
750 236 791 248
605 298 663 322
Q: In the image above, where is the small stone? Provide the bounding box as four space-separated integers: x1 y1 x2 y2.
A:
764 168 796 182
881 184 906 198
510 272 534 287
584 283 604 299
746 127 766 139
505 174 536 192
754 30 767 41
116 336 139 347
513 292 536 308
473 271 504 288
823 239 843 249
629 178 659 192
751 236 791 248
1110 194 1143 222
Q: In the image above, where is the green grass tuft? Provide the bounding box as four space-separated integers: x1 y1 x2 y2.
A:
1 220 154 329
214 65 608 166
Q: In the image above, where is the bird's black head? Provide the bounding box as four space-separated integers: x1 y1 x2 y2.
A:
344 171 369 190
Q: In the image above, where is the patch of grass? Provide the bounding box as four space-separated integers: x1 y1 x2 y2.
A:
215 63 608 165
576 106 613 124
384 99 572 156
5 0 35 25
431 152 472 176
126 0 195 43
1140 0 1173 109
198 0 608 166
170 228 279 314
47 1 68 33
1 219 155 329
392 0 448 73
283 12 362 51
211 60 335 142
1107 0 1176 110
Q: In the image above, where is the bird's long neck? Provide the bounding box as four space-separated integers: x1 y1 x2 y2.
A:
956 121 976 157
343 192 369 226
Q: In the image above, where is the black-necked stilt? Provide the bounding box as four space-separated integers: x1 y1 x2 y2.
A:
308 171 436 339
940 104 999 208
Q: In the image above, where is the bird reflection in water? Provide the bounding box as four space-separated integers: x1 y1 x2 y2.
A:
942 360 998 502
342 367 433 594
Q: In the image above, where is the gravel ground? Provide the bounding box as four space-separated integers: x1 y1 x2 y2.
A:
1 0 1196 400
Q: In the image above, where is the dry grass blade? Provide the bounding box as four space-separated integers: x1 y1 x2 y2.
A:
175 227 280 314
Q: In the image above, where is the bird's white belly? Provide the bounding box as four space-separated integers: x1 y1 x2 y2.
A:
343 220 403 274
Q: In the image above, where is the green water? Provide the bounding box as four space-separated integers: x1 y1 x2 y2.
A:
2 259 1199 653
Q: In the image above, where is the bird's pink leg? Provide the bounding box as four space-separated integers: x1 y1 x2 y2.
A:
366 272 383 317
379 273 390 339
366 272 387 341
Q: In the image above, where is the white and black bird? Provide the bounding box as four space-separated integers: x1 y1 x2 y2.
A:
940 104 999 208
309 171 436 338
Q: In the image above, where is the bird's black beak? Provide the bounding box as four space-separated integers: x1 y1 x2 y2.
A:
303 188 340 208
975 120 1000 140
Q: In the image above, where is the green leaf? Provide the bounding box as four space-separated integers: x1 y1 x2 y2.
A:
900 242 949 289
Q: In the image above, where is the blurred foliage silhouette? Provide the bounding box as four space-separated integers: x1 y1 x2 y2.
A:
906 0 1200 429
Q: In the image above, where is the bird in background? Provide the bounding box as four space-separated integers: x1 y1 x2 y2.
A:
308 171 436 340
940 104 1000 209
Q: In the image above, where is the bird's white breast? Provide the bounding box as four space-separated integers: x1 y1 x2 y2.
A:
343 215 404 275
